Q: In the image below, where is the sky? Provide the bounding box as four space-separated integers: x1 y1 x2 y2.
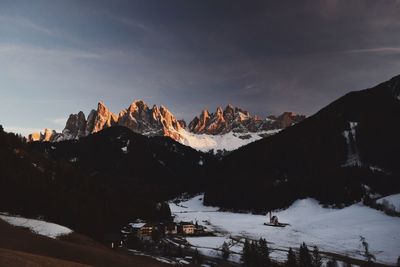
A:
1 0 400 136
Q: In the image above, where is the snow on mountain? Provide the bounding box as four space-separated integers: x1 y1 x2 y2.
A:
178 128 281 153
0 213 73 239
169 194 400 265
28 100 304 153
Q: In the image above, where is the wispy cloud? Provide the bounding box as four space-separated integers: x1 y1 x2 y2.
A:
341 47 400 54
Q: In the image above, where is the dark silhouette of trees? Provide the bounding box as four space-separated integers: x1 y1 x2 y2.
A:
312 245 322 267
299 243 312 267
241 238 271 267
326 258 338 267
286 247 297 267
222 241 230 260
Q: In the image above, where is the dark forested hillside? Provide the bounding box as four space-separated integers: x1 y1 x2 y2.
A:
0 126 214 240
204 75 400 211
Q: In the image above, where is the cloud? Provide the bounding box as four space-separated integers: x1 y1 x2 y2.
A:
341 47 400 54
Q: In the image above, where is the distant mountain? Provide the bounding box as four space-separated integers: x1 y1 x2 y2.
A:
204 75 400 211
188 105 304 135
28 101 305 153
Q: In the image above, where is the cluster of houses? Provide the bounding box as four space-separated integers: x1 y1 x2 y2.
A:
121 220 209 241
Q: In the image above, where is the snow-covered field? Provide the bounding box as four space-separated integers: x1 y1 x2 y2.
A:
178 129 281 152
170 195 400 265
377 193 400 212
0 213 73 239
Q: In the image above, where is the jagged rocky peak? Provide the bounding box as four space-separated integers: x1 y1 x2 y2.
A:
268 112 306 129
90 101 118 133
63 111 87 139
188 104 305 135
28 128 58 142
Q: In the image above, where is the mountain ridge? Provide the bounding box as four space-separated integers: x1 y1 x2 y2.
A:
28 101 305 152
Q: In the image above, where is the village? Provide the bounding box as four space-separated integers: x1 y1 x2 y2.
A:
120 219 214 241
114 218 220 265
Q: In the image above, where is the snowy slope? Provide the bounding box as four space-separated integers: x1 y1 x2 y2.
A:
178 129 281 153
376 193 400 212
170 195 400 265
0 213 73 239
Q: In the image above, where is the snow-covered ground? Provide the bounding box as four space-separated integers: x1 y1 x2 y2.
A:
377 193 400 212
178 129 281 153
0 213 73 239
170 195 400 265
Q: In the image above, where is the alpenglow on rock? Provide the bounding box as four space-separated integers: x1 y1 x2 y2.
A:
188 105 305 135
28 100 306 151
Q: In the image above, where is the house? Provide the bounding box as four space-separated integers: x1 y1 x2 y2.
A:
127 221 154 240
178 222 195 235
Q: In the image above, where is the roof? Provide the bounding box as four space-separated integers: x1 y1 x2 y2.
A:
129 222 146 229
180 222 194 226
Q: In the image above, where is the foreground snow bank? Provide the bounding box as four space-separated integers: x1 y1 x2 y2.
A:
376 193 400 212
0 213 73 239
170 194 400 265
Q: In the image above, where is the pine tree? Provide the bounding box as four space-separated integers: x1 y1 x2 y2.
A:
360 236 376 264
397 256 400 267
258 238 271 267
192 248 203 265
286 248 297 267
222 241 230 260
326 258 338 267
299 243 312 267
311 245 322 267
242 239 251 265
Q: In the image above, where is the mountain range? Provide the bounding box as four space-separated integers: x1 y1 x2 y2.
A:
28 102 305 153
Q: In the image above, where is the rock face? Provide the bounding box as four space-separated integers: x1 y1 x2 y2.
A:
28 128 58 142
28 100 305 146
188 105 305 135
62 111 87 139
86 102 118 134
117 100 183 140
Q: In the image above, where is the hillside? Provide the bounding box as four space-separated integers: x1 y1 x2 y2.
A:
204 75 400 210
0 217 169 267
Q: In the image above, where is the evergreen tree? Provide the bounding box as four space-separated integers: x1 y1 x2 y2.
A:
311 245 322 267
397 256 400 267
258 238 271 267
286 248 297 267
326 258 338 267
222 241 230 260
192 248 203 265
299 243 312 267
242 239 251 265
360 236 376 264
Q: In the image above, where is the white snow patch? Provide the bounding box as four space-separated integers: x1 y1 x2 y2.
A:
0 213 73 239
376 193 400 212
342 121 362 167
178 129 281 153
170 194 400 265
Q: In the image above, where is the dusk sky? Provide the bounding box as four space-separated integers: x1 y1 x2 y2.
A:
1 0 400 136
